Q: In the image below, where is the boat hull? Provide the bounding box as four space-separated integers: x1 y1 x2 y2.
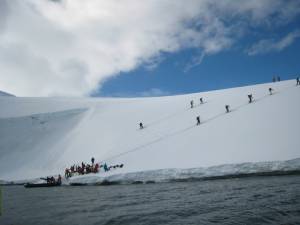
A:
24 183 61 188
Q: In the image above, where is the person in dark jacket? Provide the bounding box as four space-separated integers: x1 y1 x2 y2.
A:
225 105 230 113
196 116 200 125
248 94 253 103
269 88 273 95
200 98 203 104
50 176 55 184
297 77 300 85
103 163 109 172
81 162 85 174
57 175 62 185
65 168 71 178
190 100 194 108
139 122 144 129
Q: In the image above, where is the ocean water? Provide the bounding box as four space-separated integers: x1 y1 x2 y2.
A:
1 175 300 225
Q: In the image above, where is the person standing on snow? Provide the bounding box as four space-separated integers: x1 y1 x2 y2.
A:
190 100 194 108
94 163 99 173
297 77 300 85
65 168 70 178
196 116 200 125
80 162 86 174
103 163 109 172
269 88 273 95
225 105 230 113
139 122 144 129
248 94 253 103
200 98 204 104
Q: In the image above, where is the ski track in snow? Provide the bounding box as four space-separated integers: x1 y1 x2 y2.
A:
100 82 298 163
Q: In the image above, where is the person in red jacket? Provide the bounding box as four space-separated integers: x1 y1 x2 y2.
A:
94 163 99 173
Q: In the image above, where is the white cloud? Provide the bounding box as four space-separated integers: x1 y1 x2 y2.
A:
98 88 170 98
139 88 170 97
184 52 205 73
0 0 300 96
247 30 300 55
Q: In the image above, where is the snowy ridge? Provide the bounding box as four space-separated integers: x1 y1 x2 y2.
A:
0 80 299 181
0 90 15 97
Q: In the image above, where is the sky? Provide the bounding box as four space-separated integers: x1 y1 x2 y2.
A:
0 0 300 97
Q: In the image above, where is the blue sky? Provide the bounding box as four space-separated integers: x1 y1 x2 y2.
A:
98 19 300 97
1 0 300 97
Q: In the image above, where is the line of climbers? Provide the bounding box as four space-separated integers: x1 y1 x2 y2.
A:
64 157 124 178
190 97 204 109
272 76 281 82
139 77 299 129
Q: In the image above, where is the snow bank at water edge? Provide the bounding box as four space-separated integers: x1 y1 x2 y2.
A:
67 158 300 185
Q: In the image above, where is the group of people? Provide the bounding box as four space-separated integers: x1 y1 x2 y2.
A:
190 97 204 109
195 92 254 125
103 163 124 172
273 76 281 82
65 157 99 178
139 77 299 128
194 77 300 126
64 157 125 178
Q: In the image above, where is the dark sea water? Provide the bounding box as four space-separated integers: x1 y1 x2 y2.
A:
1 175 300 225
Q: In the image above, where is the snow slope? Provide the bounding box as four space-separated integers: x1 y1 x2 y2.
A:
0 80 299 181
0 90 15 97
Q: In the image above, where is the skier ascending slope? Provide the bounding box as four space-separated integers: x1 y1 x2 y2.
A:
200 97 204 104
225 105 230 113
269 88 273 95
248 94 253 103
139 122 144 129
196 116 200 125
190 100 194 108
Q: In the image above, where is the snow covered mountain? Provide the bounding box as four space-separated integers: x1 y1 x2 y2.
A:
0 80 299 182
0 90 15 97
